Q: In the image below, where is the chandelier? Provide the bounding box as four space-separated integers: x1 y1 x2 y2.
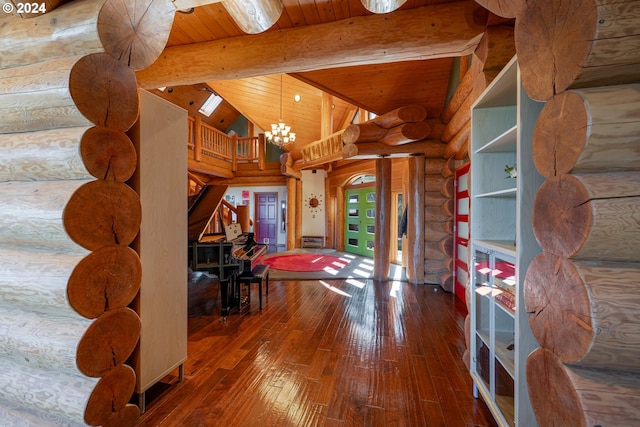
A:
265 75 296 147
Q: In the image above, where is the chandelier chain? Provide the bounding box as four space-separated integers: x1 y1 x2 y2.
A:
266 74 295 147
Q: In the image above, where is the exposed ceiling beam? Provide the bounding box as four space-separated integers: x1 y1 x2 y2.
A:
136 1 486 89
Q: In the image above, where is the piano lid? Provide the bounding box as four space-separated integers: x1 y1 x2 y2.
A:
187 184 229 241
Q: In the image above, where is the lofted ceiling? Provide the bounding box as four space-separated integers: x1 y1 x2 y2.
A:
207 74 358 150
159 0 484 148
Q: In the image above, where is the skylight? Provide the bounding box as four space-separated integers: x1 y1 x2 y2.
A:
199 93 223 117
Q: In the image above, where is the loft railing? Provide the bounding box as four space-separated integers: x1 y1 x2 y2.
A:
300 129 345 168
187 116 266 171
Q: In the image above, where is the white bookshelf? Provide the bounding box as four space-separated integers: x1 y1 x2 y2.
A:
469 56 545 427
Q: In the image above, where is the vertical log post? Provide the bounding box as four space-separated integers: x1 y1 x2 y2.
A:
406 155 425 284
286 177 296 250
374 157 392 281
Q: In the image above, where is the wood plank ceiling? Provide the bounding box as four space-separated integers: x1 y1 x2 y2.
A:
160 0 474 148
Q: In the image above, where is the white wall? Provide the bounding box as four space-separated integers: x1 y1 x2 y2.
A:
224 185 287 246
223 170 327 245
301 169 327 237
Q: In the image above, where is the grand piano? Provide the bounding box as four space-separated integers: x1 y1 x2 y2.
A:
188 185 267 316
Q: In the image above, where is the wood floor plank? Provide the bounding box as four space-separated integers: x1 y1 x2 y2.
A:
136 279 498 427
364 406 387 427
346 366 370 426
410 354 439 401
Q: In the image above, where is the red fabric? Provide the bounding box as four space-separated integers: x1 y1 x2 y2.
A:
263 254 348 272
475 261 515 279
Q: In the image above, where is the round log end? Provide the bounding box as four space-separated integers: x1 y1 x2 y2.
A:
98 0 176 70
102 404 140 427
453 139 469 161
69 53 139 132
439 271 453 292
440 198 455 217
402 121 431 141
441 176 455 198
84 365 137 426
532 174 592 257
438 235 454 256
81 127 137 182
342 143 359 158
77 308 141 377
515 0 596 101
68 245 142 319
473 0 520 18
63 180 142 251
342 124 361 144
533 91 588 177
396 105 428 123
524 253 592 363
526 348 587 427
441 157 456 178
443 219 454 235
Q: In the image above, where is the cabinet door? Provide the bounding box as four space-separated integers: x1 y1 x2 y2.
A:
471 245 516 427
472 247 492 391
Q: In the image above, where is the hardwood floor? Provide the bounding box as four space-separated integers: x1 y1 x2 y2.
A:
136 275 498 427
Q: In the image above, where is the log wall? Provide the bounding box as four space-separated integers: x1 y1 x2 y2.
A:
423 162 454 289
442 14 515 368
482 0 640 424
0 1 174 425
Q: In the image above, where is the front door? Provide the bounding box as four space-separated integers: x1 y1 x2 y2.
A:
344 187 375 257
254 192 277 245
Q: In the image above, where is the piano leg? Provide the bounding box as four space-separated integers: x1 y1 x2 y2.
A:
219 277 232 318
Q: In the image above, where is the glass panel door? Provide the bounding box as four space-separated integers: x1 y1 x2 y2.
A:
345 187 375 257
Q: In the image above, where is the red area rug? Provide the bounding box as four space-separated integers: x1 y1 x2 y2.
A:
263 254 348 272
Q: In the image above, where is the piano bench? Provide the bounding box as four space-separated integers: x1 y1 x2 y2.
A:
237 264 270 311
